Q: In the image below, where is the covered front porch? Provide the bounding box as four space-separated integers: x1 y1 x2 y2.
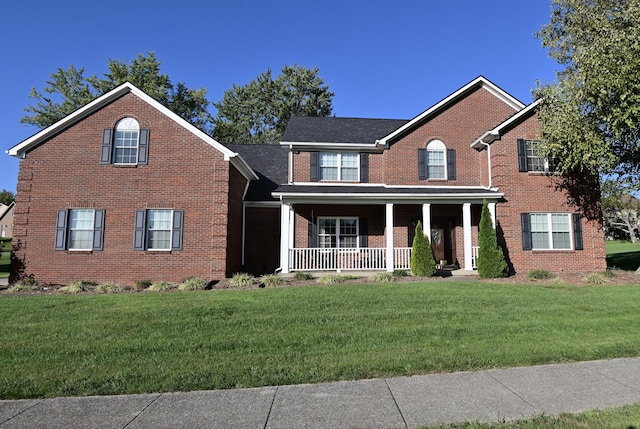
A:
274 186 500 274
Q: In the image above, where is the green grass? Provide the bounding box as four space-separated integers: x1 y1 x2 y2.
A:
423 403 640 428
0 238 10 279
2 281 640 399
606 240 640 271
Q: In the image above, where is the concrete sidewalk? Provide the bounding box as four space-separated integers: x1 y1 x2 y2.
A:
2 357 640 428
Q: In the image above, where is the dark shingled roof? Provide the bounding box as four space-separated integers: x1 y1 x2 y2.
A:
226 144 288 202
282 117 409 144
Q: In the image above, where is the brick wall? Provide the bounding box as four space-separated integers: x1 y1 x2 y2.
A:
11 92 247 285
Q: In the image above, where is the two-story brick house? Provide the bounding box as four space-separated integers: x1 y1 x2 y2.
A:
7 77 605 285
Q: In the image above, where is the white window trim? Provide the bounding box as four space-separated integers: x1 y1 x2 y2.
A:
68 208 95 251
114 117 140 165
530 212 573 250
318 216 359 249
319 152 360 182
146 209 173 251
426 140 447 180
526 140 553 173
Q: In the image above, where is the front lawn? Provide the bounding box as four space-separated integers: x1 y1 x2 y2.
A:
2 280 640 399
0 238 10 279
606 239 640 271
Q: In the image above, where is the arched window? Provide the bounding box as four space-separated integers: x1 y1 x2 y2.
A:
426 140 446 179
114 118 140 164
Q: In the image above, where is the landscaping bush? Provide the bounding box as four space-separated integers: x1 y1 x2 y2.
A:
527 269 554 281
584 272 610 285
392 269 408 277
293 271 313 281
178 277 207 291
59 280 94 294
135 280 152 290
409 220 436 277
230 273 255 288
95 283 124 294
477 200 507 278
317 274 346 284
7 278 40 293
260 274 283 287
371 272 395 283
146 281 178 292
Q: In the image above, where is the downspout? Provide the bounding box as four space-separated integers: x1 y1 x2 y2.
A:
480 140 492 189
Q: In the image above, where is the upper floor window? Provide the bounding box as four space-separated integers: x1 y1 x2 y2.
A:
418 141 456 180
518 139 555 173
55 208 105 251
101 118 149 166
310 152 368 182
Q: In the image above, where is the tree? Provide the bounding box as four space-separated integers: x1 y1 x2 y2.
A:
0 189 15 206
534 0 640 193
410 221 436 277
212 64 334 144
477 200 507 278
601 180 640 243
22 52 212 133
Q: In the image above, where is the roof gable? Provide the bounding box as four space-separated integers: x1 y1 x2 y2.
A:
471 99 540 149
378 76 525 146
7 82 258 181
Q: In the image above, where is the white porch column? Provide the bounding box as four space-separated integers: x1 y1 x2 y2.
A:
422 203 431 241
280 201 292 274
463 203 473 270
385 203 394 272
488 202 496 229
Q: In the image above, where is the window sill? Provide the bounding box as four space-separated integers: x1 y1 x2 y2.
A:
112 164 138 168
65 250 93 254
530 249 575 253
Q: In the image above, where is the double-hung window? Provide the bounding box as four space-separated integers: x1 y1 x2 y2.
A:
319 152 359 181
55 209 105 251
518 139 555 173
418 140 456 180
521 212 583 250
134 209 184 251
101 118 149 165
318 217 358 248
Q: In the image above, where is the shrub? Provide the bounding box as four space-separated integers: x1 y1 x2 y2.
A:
95 283 124 293
477 200 508 278
135 280 152 290
230 273 256 288
146 281 178 292
392 269 408 277
603 269 616 278
293 271 313 281
584 272 610 285
261 274 283 288
317 274 346 284
60 280 94 294
410 221 436 277
7 278 40 293
372 272 396 283
527 269 554 281
178 277 207 291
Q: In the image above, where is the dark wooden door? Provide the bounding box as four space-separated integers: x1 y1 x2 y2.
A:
430 218 455 266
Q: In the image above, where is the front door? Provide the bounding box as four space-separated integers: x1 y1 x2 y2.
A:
431 218 455 266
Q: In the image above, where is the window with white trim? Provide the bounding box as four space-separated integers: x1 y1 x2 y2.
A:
55 209 105 251
319 152 359 181
426 140 446 179
134 209 184 251
529 213 572 250
114 118 140 164
518 139 556 173
318 217 358 248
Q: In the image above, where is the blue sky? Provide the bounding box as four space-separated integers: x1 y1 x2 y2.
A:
0 1 558 194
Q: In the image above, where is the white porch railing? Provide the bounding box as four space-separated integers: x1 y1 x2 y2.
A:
289 246 480 271
288 247 413 271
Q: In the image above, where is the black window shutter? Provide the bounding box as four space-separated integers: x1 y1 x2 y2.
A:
360 153 369 183
521 213 532 250
447 149 456 180
134 210 147 251
171 210 184 251
418 148 427 180
308 218 317 247
310 152 319 182
55 209 68 250
358 218 368 248
517 139 528 172
137 129 150 165
573 213 584 250
100 129 113 164
92 209 105 251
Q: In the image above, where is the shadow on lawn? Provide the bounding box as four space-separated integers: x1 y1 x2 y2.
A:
607 250 640 271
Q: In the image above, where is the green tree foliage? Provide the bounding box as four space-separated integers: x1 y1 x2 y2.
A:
410 221 436 277
0 189 15 206
212 64 334 144
21 52 212 133
477 200 507 278
534 0 640 192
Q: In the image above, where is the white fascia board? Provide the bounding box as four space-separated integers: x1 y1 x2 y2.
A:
273 191 503 203
470 99 541 150
280 141 384 151
378 77 525 147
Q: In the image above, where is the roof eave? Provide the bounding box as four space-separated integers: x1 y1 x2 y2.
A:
280 140 385 151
